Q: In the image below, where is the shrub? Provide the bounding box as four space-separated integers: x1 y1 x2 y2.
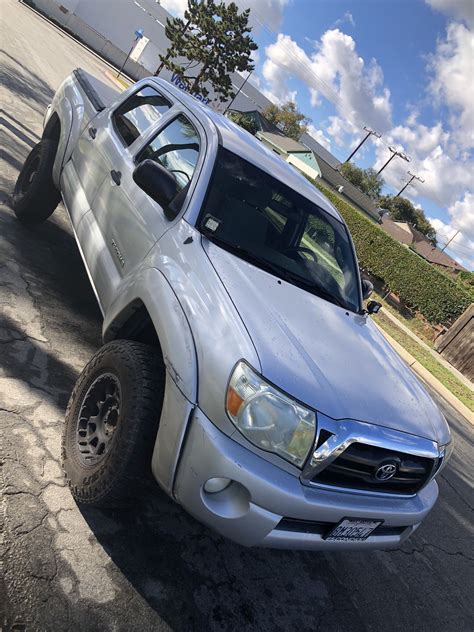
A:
314 181 472 325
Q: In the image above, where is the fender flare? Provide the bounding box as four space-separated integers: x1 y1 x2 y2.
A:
46 75 87 188
102 267 198 404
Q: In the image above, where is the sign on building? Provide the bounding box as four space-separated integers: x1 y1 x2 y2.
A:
130 35 149 63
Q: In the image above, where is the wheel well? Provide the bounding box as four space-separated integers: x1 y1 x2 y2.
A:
42 112 61 143
109 302 161 349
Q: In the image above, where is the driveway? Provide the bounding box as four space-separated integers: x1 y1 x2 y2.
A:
1 1 473 630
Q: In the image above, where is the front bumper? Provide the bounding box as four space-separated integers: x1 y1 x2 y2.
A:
174 408 439 550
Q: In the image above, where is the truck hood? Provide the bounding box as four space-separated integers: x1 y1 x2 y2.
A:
206 242 450 445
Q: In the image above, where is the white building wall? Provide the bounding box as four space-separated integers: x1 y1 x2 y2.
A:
30 0 277 113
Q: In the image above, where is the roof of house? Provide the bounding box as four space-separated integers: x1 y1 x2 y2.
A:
412 241 467 271
299 132 341 169
380 217 414 245
315 158 380 220
289 150 321 170
256 131 308 153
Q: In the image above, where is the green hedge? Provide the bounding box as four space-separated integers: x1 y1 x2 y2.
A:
313 181 473 325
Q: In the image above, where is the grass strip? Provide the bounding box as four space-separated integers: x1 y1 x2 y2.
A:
374 310 473 412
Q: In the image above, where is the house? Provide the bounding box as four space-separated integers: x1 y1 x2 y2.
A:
380 217 415 246
380 217 466 272
412 240 466 272
255 131 322 180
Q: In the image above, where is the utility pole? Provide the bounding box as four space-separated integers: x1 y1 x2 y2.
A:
441 230 460 252
223 71 253 114
395 171 425 197
344 126 381 163
376 146 410 176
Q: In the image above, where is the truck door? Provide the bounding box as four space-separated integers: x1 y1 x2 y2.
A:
80 88 201 311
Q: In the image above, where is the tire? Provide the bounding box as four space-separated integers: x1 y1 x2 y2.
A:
62 340 166 507
12 139 61 223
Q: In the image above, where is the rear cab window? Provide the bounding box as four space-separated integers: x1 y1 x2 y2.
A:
112 86 172 146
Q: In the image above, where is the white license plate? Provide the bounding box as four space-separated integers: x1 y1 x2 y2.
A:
324 518 383 541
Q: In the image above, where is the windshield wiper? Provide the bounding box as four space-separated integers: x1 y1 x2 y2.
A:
202 233 347 309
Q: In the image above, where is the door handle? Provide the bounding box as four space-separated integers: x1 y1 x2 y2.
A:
110 170 121 185
88 127 97 139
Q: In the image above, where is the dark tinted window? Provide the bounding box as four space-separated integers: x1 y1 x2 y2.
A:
112 86 171 146
199 147 360 311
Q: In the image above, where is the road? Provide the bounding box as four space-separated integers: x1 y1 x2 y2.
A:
0 1 473 630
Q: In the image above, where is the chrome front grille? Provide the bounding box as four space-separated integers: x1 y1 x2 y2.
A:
310 443 436 495
300 415 442 497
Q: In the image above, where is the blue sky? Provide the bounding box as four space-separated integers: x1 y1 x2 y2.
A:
162 0 474 268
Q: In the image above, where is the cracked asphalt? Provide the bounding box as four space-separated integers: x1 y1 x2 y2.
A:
1 1 473 630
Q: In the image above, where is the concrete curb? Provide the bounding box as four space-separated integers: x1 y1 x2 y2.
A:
375 323 473 424
104 69 131 92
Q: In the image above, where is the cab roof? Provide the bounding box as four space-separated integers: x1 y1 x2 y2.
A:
153 78 343 223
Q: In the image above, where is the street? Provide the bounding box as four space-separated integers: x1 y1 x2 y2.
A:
0 1 473 630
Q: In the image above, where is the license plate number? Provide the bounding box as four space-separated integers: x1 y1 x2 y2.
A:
324 518 383 541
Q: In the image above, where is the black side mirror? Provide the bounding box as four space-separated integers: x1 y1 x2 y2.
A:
133 160 178 209
367 300 382 314
361 279 374 300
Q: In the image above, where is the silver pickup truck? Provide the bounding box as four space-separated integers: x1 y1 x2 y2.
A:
12 69 451 550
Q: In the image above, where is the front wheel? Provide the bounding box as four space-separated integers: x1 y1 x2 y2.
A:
12 139 61 223
61 340 165 507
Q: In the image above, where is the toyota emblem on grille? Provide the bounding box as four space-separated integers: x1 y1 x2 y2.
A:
374 462 398 481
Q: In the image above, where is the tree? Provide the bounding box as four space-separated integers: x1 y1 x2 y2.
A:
379 195 437 244
339 162 384 199
156 0 257 103
262 102 310 141
227 111 258 135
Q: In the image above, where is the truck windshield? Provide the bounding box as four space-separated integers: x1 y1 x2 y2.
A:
199 146 361 312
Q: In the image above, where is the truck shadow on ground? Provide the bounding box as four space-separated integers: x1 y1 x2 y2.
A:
0 204 102 344
0 49 55 113
78 453 473 632
79 488 354 631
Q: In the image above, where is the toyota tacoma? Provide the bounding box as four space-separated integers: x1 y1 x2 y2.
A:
12 69 452 550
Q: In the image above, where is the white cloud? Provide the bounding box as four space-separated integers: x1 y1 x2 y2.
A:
262 29 393 137
374 126 473 209
430 192 474 269
428 22 474 149
159 0 187 17
425 0 474 26
332 11 356 28
307 124 332 150
238 0 290 31
309 88 320 107
327 115 358 147
446 192 474 243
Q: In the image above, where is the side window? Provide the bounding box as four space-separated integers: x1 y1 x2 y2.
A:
112 86 171 146
137 115 200 192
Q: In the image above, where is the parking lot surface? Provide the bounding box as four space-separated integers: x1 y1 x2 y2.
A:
1 1 473 630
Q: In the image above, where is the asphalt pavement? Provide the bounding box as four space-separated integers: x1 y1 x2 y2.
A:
0 1 473 630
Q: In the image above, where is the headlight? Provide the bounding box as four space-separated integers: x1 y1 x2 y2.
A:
226 361 316 468
436 440 454 475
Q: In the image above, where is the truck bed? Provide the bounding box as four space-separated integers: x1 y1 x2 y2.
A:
73 68 119 113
